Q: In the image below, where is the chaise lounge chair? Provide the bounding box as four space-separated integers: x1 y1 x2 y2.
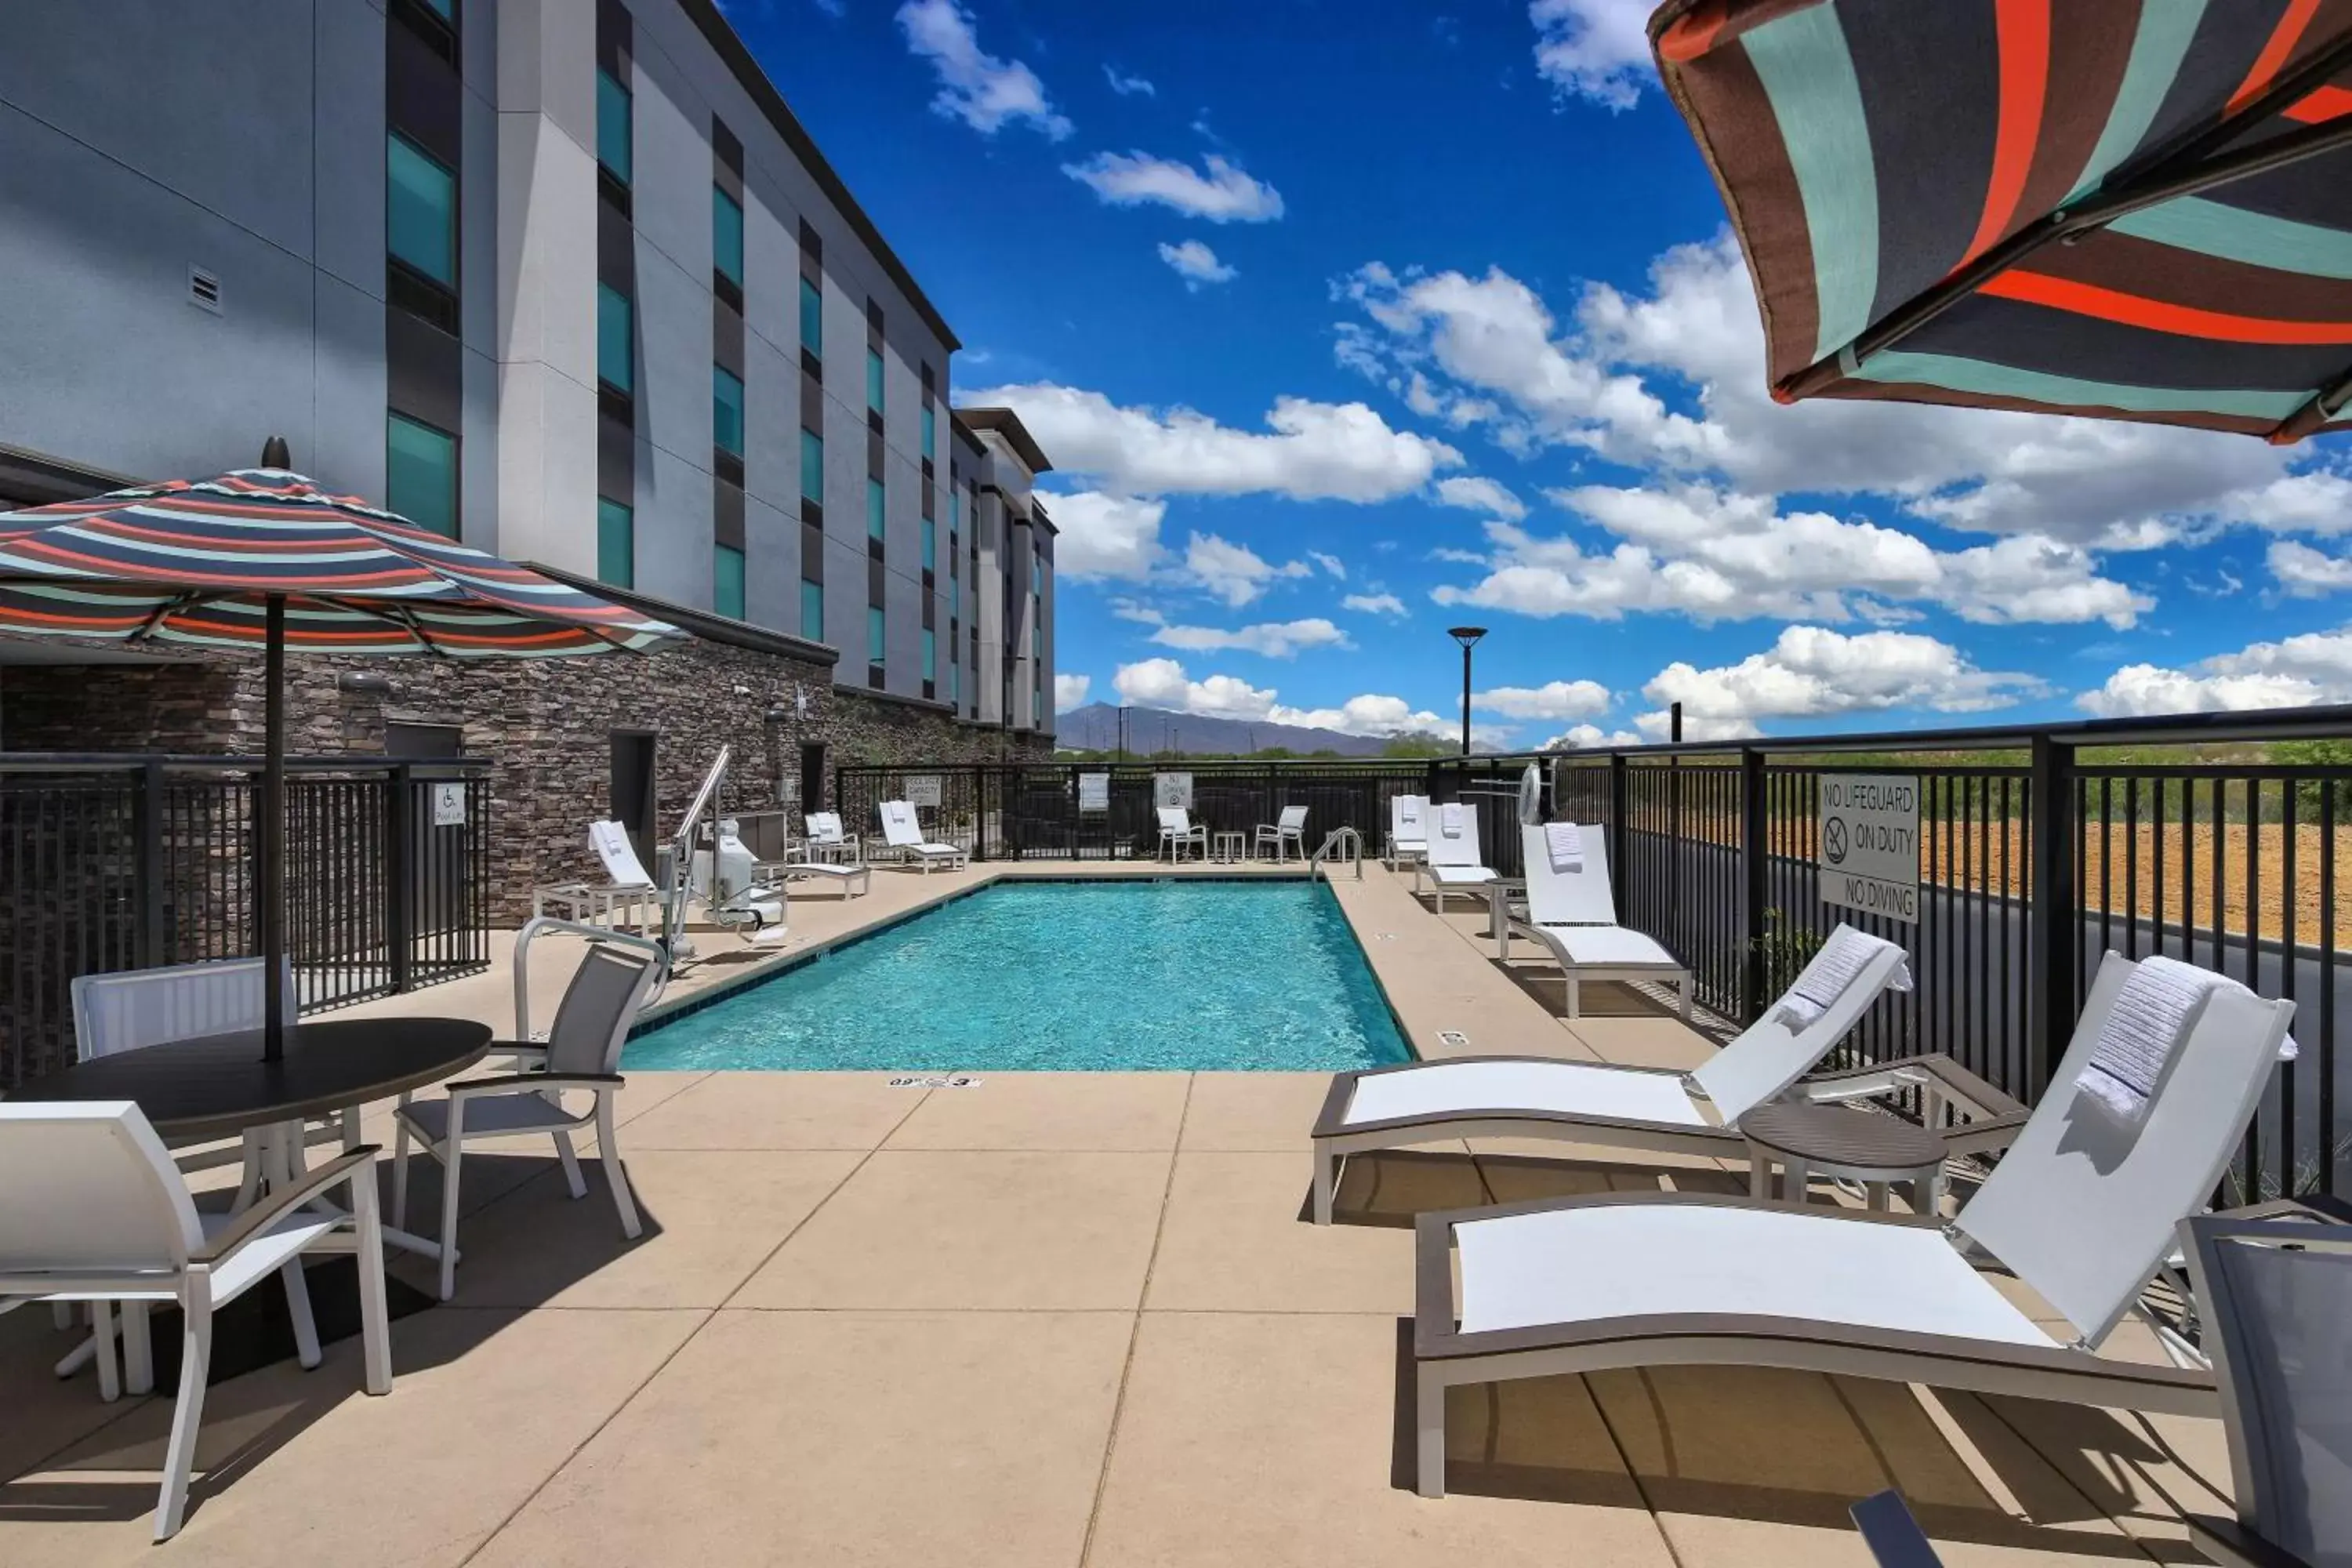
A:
801 810 862 864
1311 924 2015 1224
1388 794 1429 871
1512 822 1691 1018
1421 801 1495 913
532 820 661 935
1408 950 2299 1497
877 799 970 872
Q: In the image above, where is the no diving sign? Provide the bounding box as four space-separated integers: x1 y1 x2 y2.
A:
1818 773 1919 924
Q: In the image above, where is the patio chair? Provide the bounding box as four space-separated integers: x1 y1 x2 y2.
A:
1388 794 1429 870
391 942 659 1301
877 800 970 872
801 810 862 865
1421 801 1494 913
1513 822 1692 1019
1255 804 1309 863
1311 924 2015 1223
0 1102 390 1541
1409 951 2299 1497
1156 806 1208 862
532 820 660 936
2176 1203 2352 1568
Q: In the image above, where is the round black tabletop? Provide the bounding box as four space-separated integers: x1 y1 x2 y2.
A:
16 1018 492 1142
1737 1098 1946 1172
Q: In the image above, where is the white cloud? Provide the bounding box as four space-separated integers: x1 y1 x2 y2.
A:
1103 64 1155 96
1637 626 2044 740
964 383 1460 502
1342 592 1407 616
1157 239 1236 290
2078 628 2352 717
1530 0 1658 111
1308 551 1345 579
1053 673 1093 711
1063 151 1284 222
1149 617 1349 659
1179 532 1312 608
1430 485 2147 628
895 0 1071 140
1272 694 1454 738
1111 658 1453 738
1434 475 1529 521
1546 723 1644 750
1475 680 1611 720
2270 540 2352 597
1041 490 1166 581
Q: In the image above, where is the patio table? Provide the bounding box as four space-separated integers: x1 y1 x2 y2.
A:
1737 1098 1947 1214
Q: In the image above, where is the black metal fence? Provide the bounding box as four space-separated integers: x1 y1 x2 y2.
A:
0 754 491 1084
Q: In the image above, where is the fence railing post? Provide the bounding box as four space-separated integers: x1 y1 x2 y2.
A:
1741 747 1767 1023
1608 752 1629 916
2027 734 2078 1092
387 764 415 995
973 764 989 862
135 760 167 967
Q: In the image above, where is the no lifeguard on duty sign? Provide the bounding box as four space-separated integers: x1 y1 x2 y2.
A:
1817 773 1920 924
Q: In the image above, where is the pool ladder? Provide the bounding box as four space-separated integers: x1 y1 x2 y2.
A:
1309 826 1364 882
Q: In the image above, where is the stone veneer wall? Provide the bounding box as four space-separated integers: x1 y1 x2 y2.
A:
1 637 1050 924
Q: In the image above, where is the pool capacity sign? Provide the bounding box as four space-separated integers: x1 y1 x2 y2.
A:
1817 773 1920 924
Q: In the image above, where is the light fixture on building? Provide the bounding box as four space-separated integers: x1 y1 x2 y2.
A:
336 671 392 695
765 706 790 726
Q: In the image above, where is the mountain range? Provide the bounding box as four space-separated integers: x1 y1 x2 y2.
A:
1053 703 1402 757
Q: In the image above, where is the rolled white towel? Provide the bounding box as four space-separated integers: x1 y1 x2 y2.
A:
1769 925 1911 1031
1544 820 1584 873
1440 803 1465 837
2080 955 2220 1123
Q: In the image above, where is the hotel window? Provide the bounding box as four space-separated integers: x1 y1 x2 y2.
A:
713 366 745 457
799 276 822 360
714 543 746 619
866 605 885 665
713 187 743 290
949 491 960 578
920 403 935 460
597 497 633 589
866 477 884 542
387 134 455 291
949 659 959 706
800 578 823 641
799 429 823 505
394 0 458 61
921 517 936 574
923 628 936 683
597 283 632 395
866 347 884 414
386 412 457 538
596 68 631 186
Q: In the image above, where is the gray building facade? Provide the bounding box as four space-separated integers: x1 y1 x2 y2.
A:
0 0 1051 739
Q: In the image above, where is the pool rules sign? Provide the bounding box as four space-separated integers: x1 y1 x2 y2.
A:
1817 774 1920 924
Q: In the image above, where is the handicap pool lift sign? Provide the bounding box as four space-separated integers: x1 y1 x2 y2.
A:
1818 773 1919 924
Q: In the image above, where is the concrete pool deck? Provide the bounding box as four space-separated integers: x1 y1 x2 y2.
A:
0 860 2241 1566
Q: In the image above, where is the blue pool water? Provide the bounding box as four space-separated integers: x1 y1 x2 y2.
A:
624 879 1411 1072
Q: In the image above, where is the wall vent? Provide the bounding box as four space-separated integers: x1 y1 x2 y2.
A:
187 266 222 314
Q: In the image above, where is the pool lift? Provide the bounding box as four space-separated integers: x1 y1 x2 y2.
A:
659 746 792 962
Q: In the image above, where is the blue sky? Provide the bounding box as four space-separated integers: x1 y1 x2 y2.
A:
733 0 2352 748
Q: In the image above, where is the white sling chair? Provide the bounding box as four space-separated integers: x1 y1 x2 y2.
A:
877 799 970 872
1513 824 1691 1018
0 1102 390 1541
392 943 659 1300
802 811 862 864
1311 925 2024 1224
1255 804 1309 862
1156 805 1207 862
1410 952 2299 1497
532 820 661 935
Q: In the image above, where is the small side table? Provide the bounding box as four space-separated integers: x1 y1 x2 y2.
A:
1211 830 1247 864
1737 1099 1947 1214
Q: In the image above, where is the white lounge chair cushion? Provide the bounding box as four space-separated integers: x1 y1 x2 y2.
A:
1454 1203 2055 1345
400 1093 589 1142
783 862 864 879
908 842 963 857
1539 924 1680 967
1429 864 1497 885
1346 1058 1704 1130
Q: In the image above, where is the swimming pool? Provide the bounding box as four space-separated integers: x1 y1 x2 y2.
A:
624 879 1413 1072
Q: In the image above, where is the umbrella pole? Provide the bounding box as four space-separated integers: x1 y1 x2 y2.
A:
261 593 287 1063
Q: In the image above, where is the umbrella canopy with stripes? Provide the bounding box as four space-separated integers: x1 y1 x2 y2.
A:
0 468 679 653
1650 0 2352 443
0 465 683 1060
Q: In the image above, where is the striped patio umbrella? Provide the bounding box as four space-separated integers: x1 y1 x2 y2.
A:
1650 0 2352 443
0 465 684 1058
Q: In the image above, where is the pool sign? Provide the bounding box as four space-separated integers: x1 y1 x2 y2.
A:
430 782 467 828
1817 773 1919 923
1154 771 1193 810
1077 772 1110 813
905 775 942 808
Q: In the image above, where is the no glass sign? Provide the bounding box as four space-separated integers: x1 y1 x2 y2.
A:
1818 773 1919 924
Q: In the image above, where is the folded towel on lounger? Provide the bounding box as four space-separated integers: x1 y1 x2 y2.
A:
1769 925 1911 1032
1440 803 1464 837
1544 821 1584 873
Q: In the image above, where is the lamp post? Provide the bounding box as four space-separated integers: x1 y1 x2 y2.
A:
1447 626 1486 756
